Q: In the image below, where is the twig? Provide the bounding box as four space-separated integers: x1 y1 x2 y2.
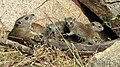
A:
0 38 33 55
49 38 119 55
15 57 35 67
35 0 49 10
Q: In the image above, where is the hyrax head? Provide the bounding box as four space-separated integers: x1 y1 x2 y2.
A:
92 21 104 32
43 24 56 38
65 17 76 29
46 24 57 35
15 14 35 28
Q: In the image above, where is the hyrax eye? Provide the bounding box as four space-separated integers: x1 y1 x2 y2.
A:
92 23 95 26
17 21 21 24
70 22 73 24
25 17 29 20
98 26 102 28
56 28 58 30
48 27 51 30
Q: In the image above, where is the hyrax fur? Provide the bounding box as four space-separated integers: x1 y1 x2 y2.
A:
31 23 45 35
9 14 35 40
91 21 104 32
8 14 44 47
65 17 103 44
43 21 68 40
91 21 112 41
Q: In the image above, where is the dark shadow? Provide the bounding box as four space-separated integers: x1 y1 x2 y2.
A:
76 0 118 40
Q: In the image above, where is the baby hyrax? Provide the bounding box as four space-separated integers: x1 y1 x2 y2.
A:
8 14 43 46
65 17 102 44
43 21 68 40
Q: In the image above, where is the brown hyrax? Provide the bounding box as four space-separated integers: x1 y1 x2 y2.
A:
43 21 68 40
8 14 44 47
65 17 103 44
31 23 45 42
91 21 112 41
31 23 45 35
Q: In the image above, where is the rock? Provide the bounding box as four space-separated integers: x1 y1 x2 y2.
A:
87 41 120 67
0 0 90 31
104 0 120 16
77 0 112 21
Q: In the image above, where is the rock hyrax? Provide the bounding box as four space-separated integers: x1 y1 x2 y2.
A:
43 21 68 40
8 14 43 47
65 17 102 44
91 21 104 32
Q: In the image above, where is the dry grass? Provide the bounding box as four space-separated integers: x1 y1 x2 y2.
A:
0 43 81 67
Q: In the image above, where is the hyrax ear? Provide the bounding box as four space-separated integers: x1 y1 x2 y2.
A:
15 20 22 26
46 23 49 27
72 18 76 23
64 18 67 21
73 18 76 22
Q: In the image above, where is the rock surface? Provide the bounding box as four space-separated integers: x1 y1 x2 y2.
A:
103 0 120 16
0 0 90 31
87 40 120 67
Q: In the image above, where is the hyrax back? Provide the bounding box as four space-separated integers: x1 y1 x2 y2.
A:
65 17 103 44
31 23 45 35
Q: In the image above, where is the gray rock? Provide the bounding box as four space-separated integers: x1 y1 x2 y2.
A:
104 0 120 16
0 0 91 31
87 41 120 67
